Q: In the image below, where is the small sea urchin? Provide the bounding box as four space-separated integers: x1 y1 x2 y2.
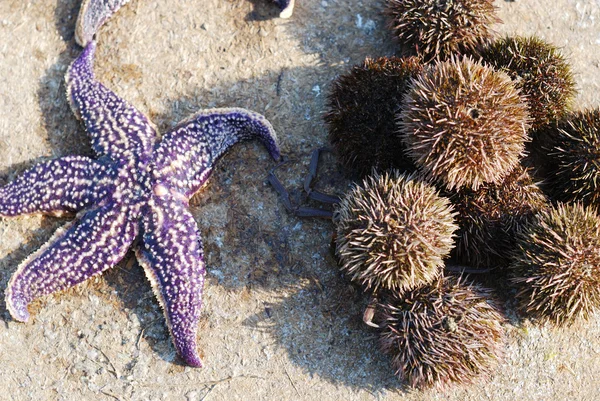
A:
385 0 498 62
334 171 458 293
400 57 530 190
325 57 422 177
480 36 576 130
378 275 504 388
545 109 600 205
451 166 548 269
510 203 600 325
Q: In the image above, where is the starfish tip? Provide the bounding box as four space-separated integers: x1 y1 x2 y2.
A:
271 148 282 162
180 348 203 368
6 294 31 323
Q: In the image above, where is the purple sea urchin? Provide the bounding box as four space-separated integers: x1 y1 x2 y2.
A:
545 109 600 205
378 275 504 388
400 57 530 190
510 203 600 325
480 36 576 130
385 0 498 62
325 57 423 177
451 166 548 269
334 170 458 293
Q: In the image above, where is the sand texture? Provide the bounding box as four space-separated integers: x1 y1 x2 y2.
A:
1 0 599 400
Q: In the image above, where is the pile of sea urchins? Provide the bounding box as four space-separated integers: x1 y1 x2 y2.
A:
324 0 600 389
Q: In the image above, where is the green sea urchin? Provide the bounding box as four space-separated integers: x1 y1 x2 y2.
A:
480 36 576 130
325 57 422 177
546 109 600 205
385 0 498 62
400 57 530 190
378 275 504 388
510 203 600 325
451 166 548 269
334 170 458 293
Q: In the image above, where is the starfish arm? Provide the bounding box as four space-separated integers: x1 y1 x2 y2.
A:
5 203 137 322
76 0 132 47
135 194 206 367
66 41 156 162
154 107 280 198
274 0 295 18
0 155 115 217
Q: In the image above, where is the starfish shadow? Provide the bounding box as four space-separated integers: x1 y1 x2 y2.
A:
55 0 81 43
40 0 90 157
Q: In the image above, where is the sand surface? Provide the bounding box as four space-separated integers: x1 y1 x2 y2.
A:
1 0 599 400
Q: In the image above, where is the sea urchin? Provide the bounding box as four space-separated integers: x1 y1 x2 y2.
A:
378 275 504 388
545 109 600 206
451 166 548 269
480 36 576 130
334 170 458 293
400 57 530 190
510 203 600 325
385 0 498 62
325 56 422 177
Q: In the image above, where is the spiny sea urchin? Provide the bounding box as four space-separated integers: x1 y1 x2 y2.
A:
480 36 576 130
334 170 458 293
385 0 498 62
400 57 530 190
510 203 600 325
451 166 548 269
378 275 504 388
325 56 422 177
545 109 600 205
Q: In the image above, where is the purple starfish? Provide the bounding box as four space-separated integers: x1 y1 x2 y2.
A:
1 41 280 367
75 0 296 46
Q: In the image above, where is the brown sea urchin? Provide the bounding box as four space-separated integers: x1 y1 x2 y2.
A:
451 166 548 269
385 0 498 62
546 109 600 205
510 203 600 325
400 57 530 190
378 275 504 388
480 36 576 130
325 57 423 177
334 171 458 293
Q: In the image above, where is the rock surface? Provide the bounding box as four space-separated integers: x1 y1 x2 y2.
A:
0 0 599 400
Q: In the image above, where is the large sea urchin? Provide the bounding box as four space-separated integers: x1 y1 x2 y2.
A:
400 57 530 190
378 275 504 388
480 36 576 130
385 0 498 62
334 171 458 293
545 109 600 205
510 203 600 325
451 166 548 269
325 57 422 177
